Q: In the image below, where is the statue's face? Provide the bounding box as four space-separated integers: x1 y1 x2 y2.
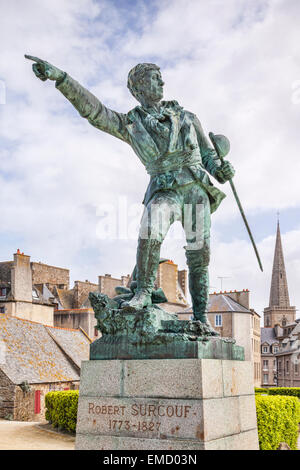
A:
139 68 164 103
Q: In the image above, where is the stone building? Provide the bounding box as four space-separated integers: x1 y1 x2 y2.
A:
276 319 300 387
177 289 261 386
0 314 90 421
0 251 68 325
53 260 188 339
261 222 298 387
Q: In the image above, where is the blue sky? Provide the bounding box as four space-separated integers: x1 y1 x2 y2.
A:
1 0 300 318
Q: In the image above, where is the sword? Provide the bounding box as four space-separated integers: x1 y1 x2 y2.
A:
209 132 263 272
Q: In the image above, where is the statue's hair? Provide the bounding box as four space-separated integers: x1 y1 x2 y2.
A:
127 63 160 100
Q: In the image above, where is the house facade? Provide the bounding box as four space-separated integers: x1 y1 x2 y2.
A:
177 289 261 387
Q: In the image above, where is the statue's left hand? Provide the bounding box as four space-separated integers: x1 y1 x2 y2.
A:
25 55 65 82
217 161 235 181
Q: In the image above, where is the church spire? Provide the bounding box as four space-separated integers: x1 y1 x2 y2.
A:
268 221 290 308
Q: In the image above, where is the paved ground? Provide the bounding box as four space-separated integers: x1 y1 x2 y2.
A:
0 419 75 450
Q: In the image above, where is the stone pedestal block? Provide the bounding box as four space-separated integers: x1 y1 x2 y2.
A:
75 358 259 450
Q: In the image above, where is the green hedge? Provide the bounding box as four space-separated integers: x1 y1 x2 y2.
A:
255 395 300 450
268 387 300 398
255 387 269 394
45 390 79 433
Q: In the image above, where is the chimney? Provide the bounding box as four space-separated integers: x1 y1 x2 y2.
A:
227 289 250 309
11 251 32 302
178 269 188 298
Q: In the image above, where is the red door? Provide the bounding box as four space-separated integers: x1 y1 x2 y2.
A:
34 390 41 414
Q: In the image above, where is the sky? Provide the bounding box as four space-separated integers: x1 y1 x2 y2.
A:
0 0 300 320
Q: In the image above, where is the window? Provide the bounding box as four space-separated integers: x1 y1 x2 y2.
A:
0 288 7 297
263 374 269 384
0 307 5 314
286 360 289 373
273 346 279 353
215 314 222 327
263 346 268 353
263 360 268 369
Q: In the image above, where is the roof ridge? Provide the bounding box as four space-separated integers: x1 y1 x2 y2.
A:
11 315 79 332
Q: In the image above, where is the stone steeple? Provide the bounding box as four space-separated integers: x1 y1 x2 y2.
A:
264 221 296 328
268 222 290 308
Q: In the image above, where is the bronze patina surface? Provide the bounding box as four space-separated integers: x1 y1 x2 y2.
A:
26 55 241 346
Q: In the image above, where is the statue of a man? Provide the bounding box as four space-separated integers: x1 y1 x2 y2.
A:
26 57 235 334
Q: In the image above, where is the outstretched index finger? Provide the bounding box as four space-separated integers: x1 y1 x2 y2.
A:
24 54 45 64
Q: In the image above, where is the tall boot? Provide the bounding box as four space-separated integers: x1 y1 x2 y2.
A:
122 238 161 309
185 246 219 336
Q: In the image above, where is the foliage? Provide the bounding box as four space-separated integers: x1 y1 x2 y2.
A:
268 387 300 398
255 387 269 394
45 390 79 433
255 395 300 450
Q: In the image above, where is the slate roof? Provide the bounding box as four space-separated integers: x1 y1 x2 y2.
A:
0 315 90 385
208 294 250 313
55 288 75 309
261 327 278 345
178 293 251 314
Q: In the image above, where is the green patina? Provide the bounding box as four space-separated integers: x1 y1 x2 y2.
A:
25 55 243 354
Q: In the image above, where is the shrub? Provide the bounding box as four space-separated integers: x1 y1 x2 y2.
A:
268 387 300 399
255 395 300 450
45 390 79 433
255 387 269 394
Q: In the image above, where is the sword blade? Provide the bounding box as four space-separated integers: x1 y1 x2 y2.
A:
228 178 263 272
209 132 263 272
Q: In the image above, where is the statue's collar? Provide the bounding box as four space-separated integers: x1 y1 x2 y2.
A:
127 101 184 124
139 100 183 119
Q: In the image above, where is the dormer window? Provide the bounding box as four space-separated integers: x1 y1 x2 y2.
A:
263 345 269 353
32 289 39 300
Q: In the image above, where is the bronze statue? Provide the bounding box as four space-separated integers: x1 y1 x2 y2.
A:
25 56 237 335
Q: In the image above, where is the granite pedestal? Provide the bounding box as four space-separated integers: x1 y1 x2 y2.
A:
75 357 259 450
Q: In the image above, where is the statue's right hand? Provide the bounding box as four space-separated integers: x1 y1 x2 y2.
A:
24 55 65 82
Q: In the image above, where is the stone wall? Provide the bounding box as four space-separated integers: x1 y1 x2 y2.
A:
208 311 233 338
157 261 178 304
54 309 98 340
5 301 54 326
14 381 79 422
0 369 15 419
73 281 98 308
99 274 129 298
263 306 296 328
0 262 12 283
178 269 187 298
31 262 70 291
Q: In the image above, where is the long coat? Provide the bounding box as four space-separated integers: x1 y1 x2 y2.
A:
56 74 227 213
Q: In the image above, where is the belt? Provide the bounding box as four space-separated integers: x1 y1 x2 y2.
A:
145 149 200 176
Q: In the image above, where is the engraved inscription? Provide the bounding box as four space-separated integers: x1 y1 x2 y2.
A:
77 397 203 441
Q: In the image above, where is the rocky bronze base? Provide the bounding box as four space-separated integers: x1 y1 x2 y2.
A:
90 334 244 361
88 293 244 361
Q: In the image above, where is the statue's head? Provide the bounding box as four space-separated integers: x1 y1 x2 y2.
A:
127 63 164 104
